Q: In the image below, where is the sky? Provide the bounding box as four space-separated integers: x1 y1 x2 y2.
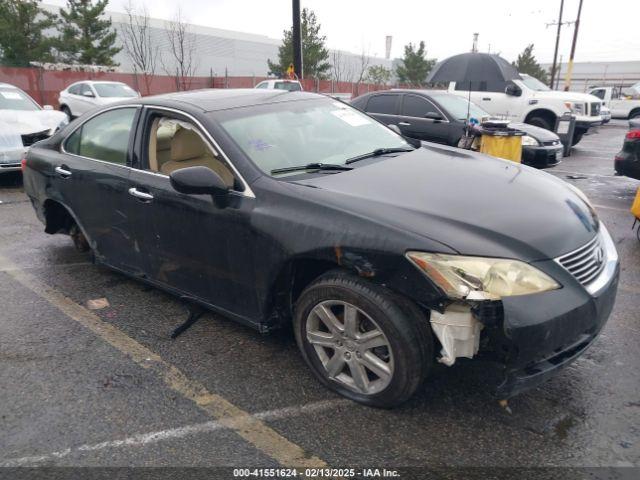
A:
46 0 640 64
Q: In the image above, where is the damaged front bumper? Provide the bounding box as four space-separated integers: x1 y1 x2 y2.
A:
428 229 619 399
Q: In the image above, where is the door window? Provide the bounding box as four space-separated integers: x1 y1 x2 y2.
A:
68 84 81 95
402 95 440 118
255 82 268 89
64 108 137 165
79 84 93 97
366 95 397 115
146 115 236 188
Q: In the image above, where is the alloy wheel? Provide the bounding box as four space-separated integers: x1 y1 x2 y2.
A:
306 300 394 395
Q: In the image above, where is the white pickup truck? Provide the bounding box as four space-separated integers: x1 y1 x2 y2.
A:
588 86 640 120
449 73 604 145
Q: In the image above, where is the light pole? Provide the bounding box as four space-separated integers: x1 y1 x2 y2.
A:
549 0 564 89
564 0 584 91
292 0 303 79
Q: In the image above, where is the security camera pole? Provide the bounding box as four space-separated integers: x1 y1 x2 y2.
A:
564 0 584 91
292 0 303 79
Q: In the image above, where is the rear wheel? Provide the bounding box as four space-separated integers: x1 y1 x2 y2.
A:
630 110 640 120
60 105 72 120
294 271 431 408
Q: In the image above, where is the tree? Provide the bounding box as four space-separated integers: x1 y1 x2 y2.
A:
395 41 436 87
366 65 392 86
161 9 198 90
330 50 353 84
0 0 57 67
119 1 157 94
267 8 330 79
512 44 548 84
56 0 120 66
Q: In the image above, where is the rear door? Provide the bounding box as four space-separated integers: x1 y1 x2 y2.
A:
56 106 144 273
74 83 97 116
398 94 453 144
361 93 401 126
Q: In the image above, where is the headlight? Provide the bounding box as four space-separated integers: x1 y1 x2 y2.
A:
521 135 539 147
406 252 560 300
564 101 585 115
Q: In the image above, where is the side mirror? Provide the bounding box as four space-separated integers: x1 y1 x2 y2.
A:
424 111 443 121
170 166 229 196
387 124 402 134
82 91 95 98
505 84 522 97
43 105 54 110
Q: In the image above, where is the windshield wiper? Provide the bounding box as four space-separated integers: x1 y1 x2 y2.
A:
345 147 415 165
271 163 354 175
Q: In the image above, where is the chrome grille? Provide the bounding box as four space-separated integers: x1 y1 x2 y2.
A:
556 232 606 286
590 102 601 117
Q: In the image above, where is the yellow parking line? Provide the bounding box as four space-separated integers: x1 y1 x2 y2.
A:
0 255 327 470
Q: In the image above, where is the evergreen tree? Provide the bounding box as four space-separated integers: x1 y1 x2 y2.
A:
366 65 392 85
395 41 436 86
57 0 120 66
0 0 57 67
267 8 330 79
512 44 548 84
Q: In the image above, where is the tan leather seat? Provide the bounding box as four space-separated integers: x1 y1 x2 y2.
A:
161 128 234 187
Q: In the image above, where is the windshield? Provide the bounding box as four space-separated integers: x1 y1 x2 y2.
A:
274 82 302 92
93 83 138 98
520 75 551 92
0 88 40 111
430 93 489 121
218 99 410 176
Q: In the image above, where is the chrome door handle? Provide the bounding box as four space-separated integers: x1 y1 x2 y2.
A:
55 166 72 177
128 187 154 201
398 122 411 126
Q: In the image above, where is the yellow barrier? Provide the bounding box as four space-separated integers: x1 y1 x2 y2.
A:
479 135 523 163
631 187 640 220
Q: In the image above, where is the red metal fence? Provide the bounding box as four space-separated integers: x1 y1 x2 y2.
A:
0 66 389 108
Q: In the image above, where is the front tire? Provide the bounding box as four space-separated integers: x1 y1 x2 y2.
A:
60 105 72 120
294 271 432 408
526 115 553 131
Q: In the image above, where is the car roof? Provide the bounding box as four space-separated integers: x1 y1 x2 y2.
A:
137 88 322 112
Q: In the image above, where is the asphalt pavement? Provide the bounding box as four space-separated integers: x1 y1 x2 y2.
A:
0 119 638 476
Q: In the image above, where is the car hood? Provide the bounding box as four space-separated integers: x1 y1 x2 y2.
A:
292 145 598 261
0 109 67 135
530 89 601 104
509 122 559 142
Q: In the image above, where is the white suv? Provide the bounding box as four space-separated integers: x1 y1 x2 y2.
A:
255 79 303 91
59 81 139 118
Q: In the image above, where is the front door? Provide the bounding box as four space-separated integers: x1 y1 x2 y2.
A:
55 106 143 273
398 94 452 144
126 108 259 320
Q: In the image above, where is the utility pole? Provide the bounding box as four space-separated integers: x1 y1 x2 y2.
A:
292 0 303 79
564 0 584 91
548 0 565 89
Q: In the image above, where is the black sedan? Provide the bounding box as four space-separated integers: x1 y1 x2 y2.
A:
23 89 618 407
615 121 640 179
351 90 564 168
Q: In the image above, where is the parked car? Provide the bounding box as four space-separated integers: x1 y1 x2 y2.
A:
588 86 640 120
58 81 139 118
351 90 564 168
254 79 303 91
0 82 68 174
23 90 619 407
426 53 603 146
614 126 640 180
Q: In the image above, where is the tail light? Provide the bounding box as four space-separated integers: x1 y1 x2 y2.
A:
21 158 27 172
626 130 640 140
